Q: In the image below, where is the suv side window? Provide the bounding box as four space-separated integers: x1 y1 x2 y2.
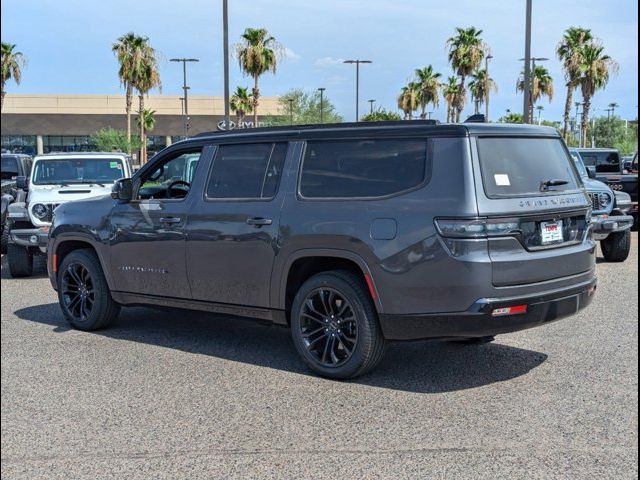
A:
206 142 287 199
138 150 202 200
300 138 430 199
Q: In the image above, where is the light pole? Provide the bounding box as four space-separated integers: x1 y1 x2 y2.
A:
368 99 375 114
522 0 533 123
519 56 548 122
484 54 493 122
536 105 544 124
170 57 199 137
343 59 372 121
318 87 326 123
288 98 294 126
608 102 619 118
223 0 230 130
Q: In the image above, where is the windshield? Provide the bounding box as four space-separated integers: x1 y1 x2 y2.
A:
570 152 589 179
1 156 19 180
477 137 580 198
32 158 125 185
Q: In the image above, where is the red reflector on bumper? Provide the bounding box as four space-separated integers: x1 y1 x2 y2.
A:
492 304 528 317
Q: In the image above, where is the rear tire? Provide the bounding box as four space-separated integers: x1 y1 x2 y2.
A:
58 249 120 331
7 243 34 277
290 270 387 380
601 230 631 262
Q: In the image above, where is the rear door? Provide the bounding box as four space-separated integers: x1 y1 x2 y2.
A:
185 142 291 308
472 136 593 286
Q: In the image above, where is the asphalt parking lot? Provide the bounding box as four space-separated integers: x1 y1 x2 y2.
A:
1 236 638 479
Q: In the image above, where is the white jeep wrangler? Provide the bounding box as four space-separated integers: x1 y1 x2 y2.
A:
7 152 132 277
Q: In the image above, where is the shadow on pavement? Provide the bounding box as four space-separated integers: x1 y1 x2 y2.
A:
15 302 548 394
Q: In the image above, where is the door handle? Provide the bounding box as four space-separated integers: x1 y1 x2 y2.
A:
159 216 181 224
246 217 272 227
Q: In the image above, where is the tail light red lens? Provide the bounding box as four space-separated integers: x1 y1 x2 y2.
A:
492 305 528 317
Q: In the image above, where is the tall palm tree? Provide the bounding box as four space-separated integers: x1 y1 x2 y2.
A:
578 43 618 146
446 27 487 122
442 76 461 122
136 109 156 133
230 86 253 128
236 28 279 127
468 68 497 114
556 27 593 139
112 33 148 150
414 66 441 119
1 42 26 111
517 65 554 120
397 82 420 120
131 42 161 165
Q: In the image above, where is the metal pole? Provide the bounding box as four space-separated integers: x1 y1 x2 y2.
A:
523 0 532 123
355 61 360 121
223 0 230 130
485 55 493 122
288 99 294 126
182 61 189 137
318 87 325 123
368 99 375 114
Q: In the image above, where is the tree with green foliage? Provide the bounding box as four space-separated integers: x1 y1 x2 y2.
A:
442 76 462 122
230 86 253 128
499 112 523 124
236 28 280 126
414 66 442 119
264 89 341 126
361 108 402 122
446 27 487 122
517 65 554 120
591 116 637 154
1 42 26 111
91 128 142 153
468 68 496 114
556 27 593 139
397 82 420 120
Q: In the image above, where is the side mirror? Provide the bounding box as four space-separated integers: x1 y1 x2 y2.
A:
587 167 596 180
111 178 133 201
16 176 28 190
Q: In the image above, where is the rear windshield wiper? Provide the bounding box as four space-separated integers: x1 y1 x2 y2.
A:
540 179 569 192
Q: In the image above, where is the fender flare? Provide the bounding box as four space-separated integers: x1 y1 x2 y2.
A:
50 233 113 290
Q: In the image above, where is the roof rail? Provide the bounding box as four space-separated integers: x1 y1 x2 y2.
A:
193 119 440 138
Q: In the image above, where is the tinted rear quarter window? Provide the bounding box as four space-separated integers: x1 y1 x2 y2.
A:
300 138 430 198
477 137 579 198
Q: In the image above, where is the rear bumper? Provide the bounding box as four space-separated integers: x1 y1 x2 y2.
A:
591 214 634 240
379 277 597 340
9 227 49 249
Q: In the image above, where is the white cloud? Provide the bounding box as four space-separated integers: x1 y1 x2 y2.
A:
325 75 347 85
314 57 345 68
283 47 301 61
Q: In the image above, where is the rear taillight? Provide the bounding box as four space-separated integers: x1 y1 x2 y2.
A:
492 305 528 317
435 218 520 239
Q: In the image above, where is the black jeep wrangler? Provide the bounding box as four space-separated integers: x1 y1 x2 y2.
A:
47 122 597 379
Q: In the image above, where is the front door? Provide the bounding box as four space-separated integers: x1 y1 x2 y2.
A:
109 147 207 298
186 142 290 308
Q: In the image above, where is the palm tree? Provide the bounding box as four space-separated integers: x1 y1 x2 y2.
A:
137 109 156 133
578 43 618 146
397 82 420 120
112 33 148 150
442 76 461 122
446 27 487 122
557 27 593 139
1 42 26 111
131 41 161 165
236 28 279 127
517 65 554 120
230 86 253 128
468 68 497 114
414 66 441 119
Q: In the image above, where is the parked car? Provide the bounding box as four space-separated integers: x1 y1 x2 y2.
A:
576 148 638 227
1 154 33 253
569 149 633 262
47 122 597 379
7 152 132 277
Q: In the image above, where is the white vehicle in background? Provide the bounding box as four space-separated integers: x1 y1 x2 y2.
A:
7 152 132 277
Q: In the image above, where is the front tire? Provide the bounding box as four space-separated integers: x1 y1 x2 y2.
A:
7 243 34 277
600 229 631 262
290 270 386 379
58 249 120 330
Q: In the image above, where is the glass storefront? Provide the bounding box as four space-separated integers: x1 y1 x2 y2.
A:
42 136 96 153
1 135 37 155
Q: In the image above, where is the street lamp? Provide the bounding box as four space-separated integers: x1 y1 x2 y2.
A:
368 99 376 114
522 0 533 123
318 87 326 123
343 59 372 121
608 102 619 118
484 54 493 122
288 98 294 126
170 57 199 137
536 105 544 124
222 0 230 130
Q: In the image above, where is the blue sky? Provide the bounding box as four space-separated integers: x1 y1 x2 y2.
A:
1 0 637 122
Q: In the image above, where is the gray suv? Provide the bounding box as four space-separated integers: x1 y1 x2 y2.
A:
46 121 597 379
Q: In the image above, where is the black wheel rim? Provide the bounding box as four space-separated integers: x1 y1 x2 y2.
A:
299 287 358 367
61 262 95 321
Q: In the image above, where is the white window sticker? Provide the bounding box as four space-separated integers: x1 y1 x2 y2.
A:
494 174 511 186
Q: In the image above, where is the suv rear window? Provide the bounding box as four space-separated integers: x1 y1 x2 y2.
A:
477 137 579 198
300 139 429 198
579 151 620 173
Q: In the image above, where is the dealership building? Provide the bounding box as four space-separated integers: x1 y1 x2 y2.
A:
1 94 281 157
